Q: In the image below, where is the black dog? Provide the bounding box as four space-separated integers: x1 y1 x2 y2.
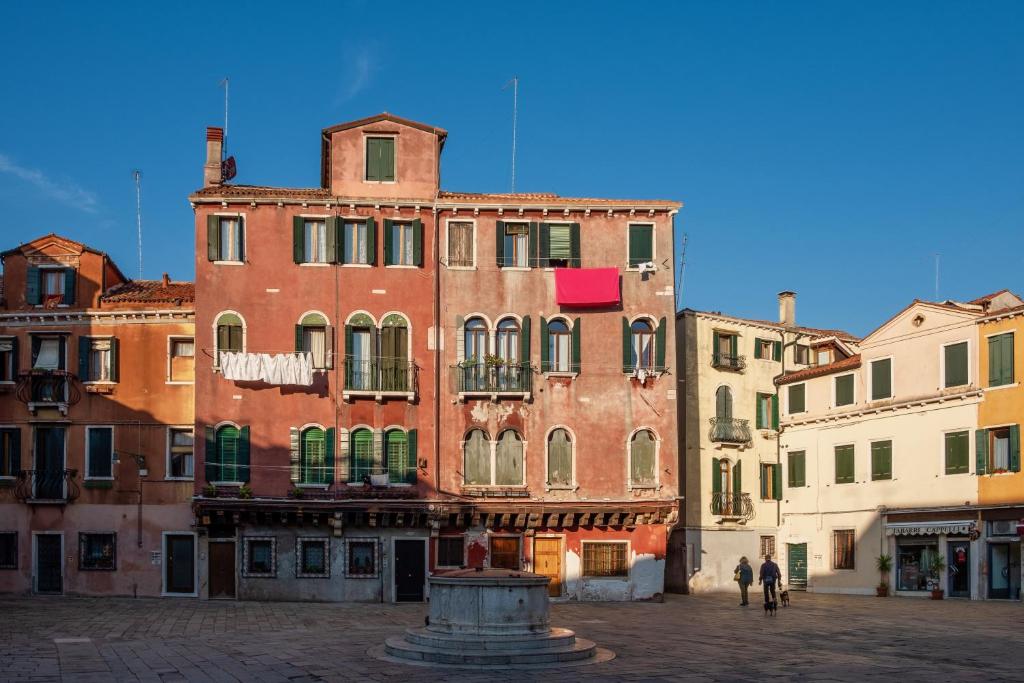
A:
780 589 790 607
764 599 777 616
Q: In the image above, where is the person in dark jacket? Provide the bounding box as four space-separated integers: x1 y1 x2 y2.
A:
759 554 782 606
734 556 754 606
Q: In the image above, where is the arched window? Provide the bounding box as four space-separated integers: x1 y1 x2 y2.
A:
463 429 491 485
300 426 329 484
464 318 488 364
380 314 410 392
214 425 240 483
631 319 655 370
629 429 656 486
215 312 244 362
345 313 375 390
711 457 741 515
297 313 330 369
496 318 520 364
385 429 412 484
349 428 374 483
546 428 573 487
715 386 733 419
547 320 571 373
495 429 524 486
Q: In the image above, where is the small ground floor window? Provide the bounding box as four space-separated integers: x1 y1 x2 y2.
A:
490 536 520 569
296 537 330 578
347 539 378 577
242 537 276 578
582 542 629 578
79 532 116 570
0 532 16 569
437 536 465 568
896 540 938 591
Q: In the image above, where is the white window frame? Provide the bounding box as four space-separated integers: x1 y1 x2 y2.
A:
546 316 574 376
37 265 70 307
445 218 477 270
501 221 531 270
212 310 246 369
80 335 114 384
832 372 856 408
295 536 331 579
387 220 415 267
544 425 578 491
625 221 657 271
462 429 528 488
212 212 246 265
939 338 972 389
84 425 115 481
868 355 894 401
580 539 631 579
340 216 372 267
166 425 194 481
298 214 332 266
626 426 661 490
363 134 398 185
166 335 195 385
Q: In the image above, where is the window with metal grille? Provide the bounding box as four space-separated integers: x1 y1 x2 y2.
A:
347 540 377 577
79 532 116 571
296 537 329 578
582 542 628 577
243 537 275 577
490 536 520 569
833 529 855 570
0 532 17 569
437 536 465 568
760 536 776 559
448 221 474 267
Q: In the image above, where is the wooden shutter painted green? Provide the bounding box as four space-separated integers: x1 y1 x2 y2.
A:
871 358 892 399
1010 425 1020 472
788 451 805 488
62 269 75 305
989 333 1014 386
366 138 380 180
772 394 779 430
326 217 339 263
365 217 376 265
528 222 538 265
236 217 245 261
407 429 418 483
495 221 505 267
539 317 549 372
772 464 782 500
753 338 763 360
835 374 854 406
621 317 632 372
712 331 720 364
571 318 581 373
945 431 969 474
871 441 892 480
520 316 531 365
538 222 550 267
237 426 250 482
760 464 768 499
628 224 653 266
569 223 581 267
975 429 988 475
292 216 304 263
294 325 303 353
944 342 968 388
380 137 395 181
412 218 423 266
772 340 782 362
78 337 90 379
386 430 406 484
25 266 41 305
383 218 394 265
711 458 721 493
351 429 374 483
733 460 742 495
7 428 20 475
204 426 218 484
206 215 220 261
835 445 854 483
109 337 119 382
655 317 667 371
789 384 805 414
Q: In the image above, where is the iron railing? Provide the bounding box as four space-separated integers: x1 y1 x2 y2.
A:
454 362 533 394
15 370 80 406
709 417 752 444
710 492 754 520
711 353 746 371
343 357 417 393
15 468 80 503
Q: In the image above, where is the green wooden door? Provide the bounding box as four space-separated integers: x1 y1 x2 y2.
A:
787 543 807 589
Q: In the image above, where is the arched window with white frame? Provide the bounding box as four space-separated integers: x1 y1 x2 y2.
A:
629 429 657 487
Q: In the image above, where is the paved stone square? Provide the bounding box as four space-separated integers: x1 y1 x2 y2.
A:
0 592 1020 682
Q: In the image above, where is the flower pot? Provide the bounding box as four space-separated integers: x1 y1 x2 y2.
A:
930 589 944 600
876 585 889 597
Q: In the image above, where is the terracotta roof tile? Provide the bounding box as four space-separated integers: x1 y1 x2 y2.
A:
684 309 859 342
438 190 680 207
776 354 861 385
191 185 331 199
968 289 1010 305
101 279 195 305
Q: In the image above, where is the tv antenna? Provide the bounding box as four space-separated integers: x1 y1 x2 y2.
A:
219 77 229 157
502 76 519 192
676 232 688 311
132 169 143 279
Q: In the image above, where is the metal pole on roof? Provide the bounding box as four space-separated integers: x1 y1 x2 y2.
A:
132 169 143 279
220 77 229 157
503 76 518 193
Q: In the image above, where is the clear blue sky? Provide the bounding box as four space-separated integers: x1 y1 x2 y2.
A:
1 1 1021 336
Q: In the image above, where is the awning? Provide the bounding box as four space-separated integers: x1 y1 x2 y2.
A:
885 521 975 536
554 267 620 308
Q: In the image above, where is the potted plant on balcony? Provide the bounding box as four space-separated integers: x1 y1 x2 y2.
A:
288 486 305 500
875 554 892 597
238 484 253 500
203 483 217 498
928 554 946 600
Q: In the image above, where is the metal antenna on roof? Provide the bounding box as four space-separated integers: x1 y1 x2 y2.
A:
676 231 688 311
219 77 229 158
503 76 519 192
132 169 143 279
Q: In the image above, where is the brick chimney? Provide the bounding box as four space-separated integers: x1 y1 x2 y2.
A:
161 272 170 289
204 127 224 187
778 291 796 328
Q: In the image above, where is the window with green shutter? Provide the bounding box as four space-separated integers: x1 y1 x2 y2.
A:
988 333 1014 387
787 450 806 488
788 383 806 414
300 427 328 484
350 429 374 483
756 393 773 429
215 425 240 483
760 463 782 500
214 312 243 366
870 440 892 480
944 431 970 474
385 429 409 484
943 341 969 388
835 373 854 407
870 358 892 400
627 224 654 267
385 219 421 266
207 215 244 262
834 444 855 484
365 137 395 181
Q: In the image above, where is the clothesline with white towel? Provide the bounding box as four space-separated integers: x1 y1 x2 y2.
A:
219 351 315 386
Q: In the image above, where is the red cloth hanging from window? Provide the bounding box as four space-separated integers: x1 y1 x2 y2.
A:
554 267 620 308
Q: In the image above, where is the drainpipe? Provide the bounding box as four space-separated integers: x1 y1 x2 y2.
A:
775 330 806 530
432 204 441 496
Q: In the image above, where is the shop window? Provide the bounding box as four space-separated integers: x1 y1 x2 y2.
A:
582 542 628 577
436 537 465 568
85 426 113 479
0 532 17 569
296 537 330 578
759 536 776 559
832 530 855 570
897 542 938 591
490 536 520 569
168 427 194 480
79 532 116 571
243 537 276 577
347 539 377 577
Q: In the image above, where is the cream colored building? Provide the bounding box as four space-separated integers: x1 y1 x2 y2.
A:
777 292 1022 598
676 292 859 592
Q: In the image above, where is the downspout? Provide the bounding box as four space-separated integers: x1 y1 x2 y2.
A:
432 202 441 496
775 330 806 530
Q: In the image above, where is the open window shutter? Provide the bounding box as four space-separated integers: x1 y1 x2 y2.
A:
78 336 90 379
373 429 384 474
773 340 782 362
62 269 76 305
10 337 17 376
621 317 632 372
337 428 350 482
25 266 41 305
206 215 220 261
711 458 721 494
324 326 334 369
495 221 505 267
455 315 466 363
9 429 20 474
383 218 394 265
528 222 538 265
540 317 549 372
204 426 218 483
712 331 720 363
569 223 581 267
289 427 300 483
771 394 779 430
772 464 782 500
294 325 303 353
1010 425 1020 472
538 222 550 267
730 334 738 358
236 216 245 261
655 317 667 371
520 316 531 366
988 335 1000 386
366 217 376 265
31 336 40 367
755 394 765 430
237 426 250 482
109 337 119 382
753 339 763 360
407 429 418 483
58 336 66 371
412 218 423 266
733 460 742 495
292 216 304 263
571 318 581 373
760 464 768 499
325 427 336 482
326 216 339 263
975 429 988 475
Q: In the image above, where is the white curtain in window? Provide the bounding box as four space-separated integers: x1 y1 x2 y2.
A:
633 332 653 369
994 436 1010 470
220 218 239 261
553 333 570 371
305 327 326 368
35 338 60 369
306 221 327 263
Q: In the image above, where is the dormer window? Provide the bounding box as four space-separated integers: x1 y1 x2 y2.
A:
365 136 395 182
816 348 831 366
26 266 75 306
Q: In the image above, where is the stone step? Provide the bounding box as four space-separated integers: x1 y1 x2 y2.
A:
384 635 598 666
404 626 578 652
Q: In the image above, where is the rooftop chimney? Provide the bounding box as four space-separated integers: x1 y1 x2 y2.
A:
778 291 796 329
203 127 224 187
161 272 170 289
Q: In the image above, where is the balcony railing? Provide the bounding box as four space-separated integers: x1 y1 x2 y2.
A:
15 370 81 413
454 362 533 396
343 357 417 396
709 417 752 444
710 492 754 521
711 353 746 371
14 469 81 504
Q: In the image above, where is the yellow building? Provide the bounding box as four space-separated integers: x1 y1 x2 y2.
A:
976 293 1024 600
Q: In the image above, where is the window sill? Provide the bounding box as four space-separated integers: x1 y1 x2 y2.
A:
165 477 195 482
212 261 245 266
0 478 14 488
165 381 195 385
342 389 415 403
984 383 1019 392
298 262 331 267
545 485 578 492
446 265 477 271
544 371 578 379
83 480 114 489
362 180 397 185
385 264 420 269
500 266 532 272
341 263 373 268
628 484 660 491
296 483 330 489
33 304 70 308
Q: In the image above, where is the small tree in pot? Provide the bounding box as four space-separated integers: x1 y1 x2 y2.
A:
875 554 893 597
929 554 947 600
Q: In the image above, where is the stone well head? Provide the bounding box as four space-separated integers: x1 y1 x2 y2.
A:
427 568 551 636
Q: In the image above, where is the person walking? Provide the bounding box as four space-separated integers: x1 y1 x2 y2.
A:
734 557 754 606
759 554 782 607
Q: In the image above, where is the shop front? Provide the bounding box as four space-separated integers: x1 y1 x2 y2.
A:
981 511 1023 601
885 519 976 598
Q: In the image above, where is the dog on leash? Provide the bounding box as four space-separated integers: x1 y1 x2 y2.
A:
780 588 790 607
764 599 777 616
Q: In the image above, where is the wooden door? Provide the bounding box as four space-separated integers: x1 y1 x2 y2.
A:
534 538 562 597
165 535 195 594
394 540 425 602
209 541 236 599
787 543 807 589
35 535 62 594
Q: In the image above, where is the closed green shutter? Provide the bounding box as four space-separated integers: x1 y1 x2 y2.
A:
109 337 119 382
206 215 220 261
788 451 805 488
351 429 374 483
326 217 339 263
1010 425 1020 472
78 336 90 379
237 426 250 482
773 340 782 362
772 464 782 500
325 427 336 482
569 223 581 267
989 333 1014 387
366 138 379 180
871 358 892 400
789 384 805 414
655 317 667 371
25 266 41 305
733 460 742 495
383 218 394 265
628 224 653 266
944 342 968 388
293 216 304 263
386 430 407 484
836 374 854 406
495 221 505 267
538 222 550 267
571 318 581 373
772 394 779 430
412 218 423 266
945 432 969 474
62 269 76 305
204 426 218 484
407 429 418 483
365 217 376 265
380 137 395 181
520 316 531 366
871 441 892 480
539 317 549 372
976 429 988 475
622 317 632 372
835 445 854 484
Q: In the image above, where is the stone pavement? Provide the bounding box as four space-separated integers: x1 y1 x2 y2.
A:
0 592 1020 682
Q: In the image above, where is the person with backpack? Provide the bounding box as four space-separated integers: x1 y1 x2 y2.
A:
734 556 754 606
759 554 782 610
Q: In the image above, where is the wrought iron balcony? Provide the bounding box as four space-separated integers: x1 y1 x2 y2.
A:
709 417 752 444
710 492 754 521
453 362 533 396
711 353 746 371
15 469 81 504
15 370 81 414
343 357 417 397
